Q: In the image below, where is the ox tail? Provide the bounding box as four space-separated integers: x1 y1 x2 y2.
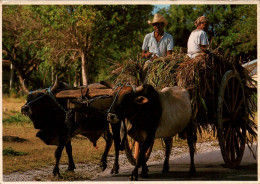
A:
119 120 127 151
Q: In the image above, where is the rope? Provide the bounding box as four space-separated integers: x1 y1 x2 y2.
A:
107 85 123 113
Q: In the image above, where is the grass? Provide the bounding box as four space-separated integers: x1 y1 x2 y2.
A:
3 147 29 156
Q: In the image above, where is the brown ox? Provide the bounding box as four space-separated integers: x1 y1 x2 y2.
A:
107 84 196 180
21 80 121 176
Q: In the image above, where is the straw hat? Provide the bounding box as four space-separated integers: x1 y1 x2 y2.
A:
148 13 168 26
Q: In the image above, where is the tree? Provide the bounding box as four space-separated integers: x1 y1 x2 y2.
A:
3 5 49 93
32 5 154 85
162 5 257 61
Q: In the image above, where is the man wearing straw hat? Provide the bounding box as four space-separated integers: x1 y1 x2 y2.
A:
141 13 173 82
187 16 209 59
142 13 173 59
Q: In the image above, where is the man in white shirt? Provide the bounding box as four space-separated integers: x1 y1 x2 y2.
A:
142 13 174 60
141 14 173 82
187 16 209 59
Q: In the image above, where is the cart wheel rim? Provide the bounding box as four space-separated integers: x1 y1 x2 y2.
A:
217 70 247 168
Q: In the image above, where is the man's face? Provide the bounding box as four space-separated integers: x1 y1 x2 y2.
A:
152 22 164 33
201 22 209 30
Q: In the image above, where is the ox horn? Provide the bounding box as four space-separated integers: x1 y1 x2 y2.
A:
135 85 144 92
51 75 59 92
23 79 29 94
100 80 116 91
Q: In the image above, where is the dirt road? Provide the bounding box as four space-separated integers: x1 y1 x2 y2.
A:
94 144 257 181
3 142 257 182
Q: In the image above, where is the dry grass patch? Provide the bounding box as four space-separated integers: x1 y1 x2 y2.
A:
3 123 114 174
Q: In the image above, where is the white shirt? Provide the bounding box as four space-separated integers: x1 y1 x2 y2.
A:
187 29 209 58
142 31 174 57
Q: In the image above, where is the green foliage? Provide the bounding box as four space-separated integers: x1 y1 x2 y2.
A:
3 147 28 156
3 5 256 91
162 5 257 61
3 113 31 124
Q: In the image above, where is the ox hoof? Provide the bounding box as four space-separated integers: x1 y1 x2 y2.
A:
129 175 138 181
141 172 149 178
67 165 76 172
66 169 75 173
53 169 60 177
111 166 119 174
100 163 107 171
162 165 169 174
162 169 169 175
189 168 197 177
111 170 119 174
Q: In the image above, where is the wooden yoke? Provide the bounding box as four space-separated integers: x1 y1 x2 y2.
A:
55 88 114 99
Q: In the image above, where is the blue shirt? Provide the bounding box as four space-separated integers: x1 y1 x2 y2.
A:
142 31 174 57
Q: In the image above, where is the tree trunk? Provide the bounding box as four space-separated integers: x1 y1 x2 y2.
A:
74 70 81 87
9 63 14 91
81 51 88 86
16 70 29 94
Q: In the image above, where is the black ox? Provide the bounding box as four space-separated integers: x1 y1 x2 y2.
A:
21 80 122 176
107 84 197 181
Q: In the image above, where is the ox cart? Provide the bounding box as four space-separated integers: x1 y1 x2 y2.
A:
114 52 257 169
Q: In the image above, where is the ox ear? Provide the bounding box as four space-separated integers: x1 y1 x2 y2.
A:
134 96 148 104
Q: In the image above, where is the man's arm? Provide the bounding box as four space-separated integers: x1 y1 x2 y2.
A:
200 45 209 54
167 50 172 56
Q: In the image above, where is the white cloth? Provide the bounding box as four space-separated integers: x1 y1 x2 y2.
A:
142 31 174 57
187 29 209 58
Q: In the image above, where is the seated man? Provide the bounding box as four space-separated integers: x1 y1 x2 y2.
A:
141 13 173 81
187 16 209 59
142 13 173 59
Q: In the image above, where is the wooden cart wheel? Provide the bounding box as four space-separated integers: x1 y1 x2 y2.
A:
124 119 154 166
217 70 247 168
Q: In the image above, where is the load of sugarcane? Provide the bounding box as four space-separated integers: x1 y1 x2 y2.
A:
110 49 257 146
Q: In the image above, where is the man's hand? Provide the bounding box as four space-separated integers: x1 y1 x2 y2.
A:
142 51 153 59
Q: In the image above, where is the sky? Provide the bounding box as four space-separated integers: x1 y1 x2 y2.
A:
153 4 170 14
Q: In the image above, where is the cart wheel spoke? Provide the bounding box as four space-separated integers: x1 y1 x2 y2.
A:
233 82 240 111
235 98 244 113
222 118 231 123
234 130 241 158
230 129 236 161
224 123 231 141
223 99 231 113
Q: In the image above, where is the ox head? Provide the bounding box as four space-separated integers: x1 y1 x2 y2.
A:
21 77 59 116
107 84 160 125
21 78 70 130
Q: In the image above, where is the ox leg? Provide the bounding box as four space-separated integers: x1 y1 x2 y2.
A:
110 123 121 174
65 141 76 172
53 143 65 177
100 129 113 171
162 137 173 174
187 122 197 176
140 143 149 178
130 133 155 181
